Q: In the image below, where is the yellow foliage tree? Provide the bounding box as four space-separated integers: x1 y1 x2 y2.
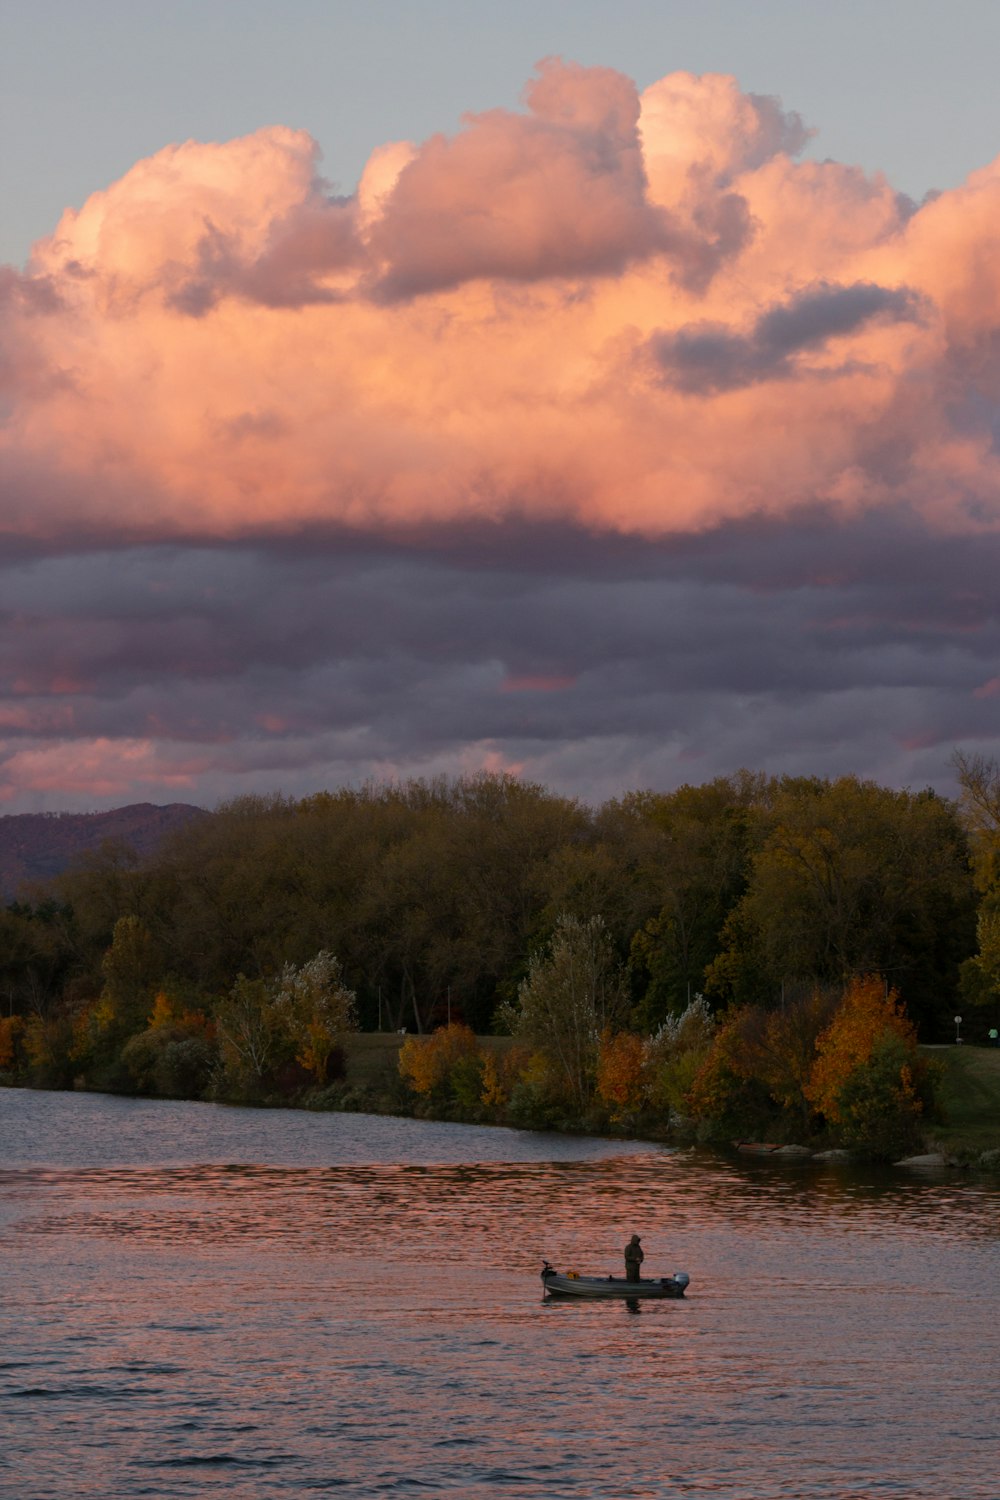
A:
148 992 175 1029
480 1052 504 1109
398 1022 480 1098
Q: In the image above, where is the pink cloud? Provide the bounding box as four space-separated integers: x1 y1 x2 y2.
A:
2 59 1000 554
367 59 683 299
973 677 1000 699
0 737 212 802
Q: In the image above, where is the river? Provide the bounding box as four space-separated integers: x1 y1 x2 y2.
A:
1 1089 998 1498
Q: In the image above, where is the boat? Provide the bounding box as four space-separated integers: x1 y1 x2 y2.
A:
541 1261 690 1299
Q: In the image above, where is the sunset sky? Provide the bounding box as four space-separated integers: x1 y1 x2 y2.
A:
3 0 1000 813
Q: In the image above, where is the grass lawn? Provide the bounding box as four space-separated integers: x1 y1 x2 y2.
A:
922 1044 1000 1153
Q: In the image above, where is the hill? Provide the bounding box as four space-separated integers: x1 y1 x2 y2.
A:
0 803 208 900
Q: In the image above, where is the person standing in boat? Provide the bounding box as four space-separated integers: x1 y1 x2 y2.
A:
624 1234 644 1282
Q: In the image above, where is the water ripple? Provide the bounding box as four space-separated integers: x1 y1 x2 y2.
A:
2 1089 999 1499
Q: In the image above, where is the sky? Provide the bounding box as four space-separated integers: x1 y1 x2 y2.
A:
3 0 1000 814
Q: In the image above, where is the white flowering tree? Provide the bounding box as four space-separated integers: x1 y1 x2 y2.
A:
271 950 358 1083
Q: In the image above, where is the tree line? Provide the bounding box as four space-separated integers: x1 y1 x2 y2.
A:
2 763 999 1125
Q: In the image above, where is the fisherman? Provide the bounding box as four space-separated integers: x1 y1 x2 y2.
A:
624 1233 644 1282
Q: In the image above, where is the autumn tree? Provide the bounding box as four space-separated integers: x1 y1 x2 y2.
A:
99 915 160 1031
398 1022 484 1108
643 993 717 1118
682 988 837 1138
0 1015 25 1073
118 989 217 1098
596 1030 647 1123
214 974 282 1093
804 975 933 1157
685 1008 778 1139
729 987 840 1130
74 913 163 1081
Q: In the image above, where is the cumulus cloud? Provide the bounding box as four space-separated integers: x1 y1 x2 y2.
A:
3 60 1000 810
6 57 969 549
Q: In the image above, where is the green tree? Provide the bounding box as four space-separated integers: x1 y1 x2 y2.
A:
214 974 285 1093
953 751 1000 1016
614 775 762 1027
96 914 161 1043
501 914 628 1109
709 777 974 1033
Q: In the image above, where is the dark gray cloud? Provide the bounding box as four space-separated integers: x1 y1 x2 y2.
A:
3 505 999 811
650 281 924 393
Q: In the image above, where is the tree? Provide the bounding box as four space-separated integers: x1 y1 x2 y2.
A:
99 915 161 1034
501 914 628 1108
709 777 975 1033
214 974 284 1092
683 989 837 1137
596 1030 647 1123
643 993 717 1118
728 987 839 1129
398 1023 483 1106
952 750 1000 888
617 775 762 1027
953 751 1000 1014
805 975 917 1120
272 950 357 1083
833 1033 928 1159
804 975 934 1156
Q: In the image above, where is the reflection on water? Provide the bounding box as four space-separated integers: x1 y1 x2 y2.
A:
2 1088 999 1498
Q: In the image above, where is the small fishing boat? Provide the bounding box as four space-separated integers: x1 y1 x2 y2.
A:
541 1261 690 1299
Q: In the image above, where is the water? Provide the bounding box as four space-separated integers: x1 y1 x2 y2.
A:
2 1090 998 1499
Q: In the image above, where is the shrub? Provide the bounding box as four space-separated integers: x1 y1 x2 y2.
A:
833 1033 927 1160
398 1023 483 1105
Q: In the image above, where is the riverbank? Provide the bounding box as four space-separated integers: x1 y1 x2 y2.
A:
320 1034 1000 1167
5 1032 997 1167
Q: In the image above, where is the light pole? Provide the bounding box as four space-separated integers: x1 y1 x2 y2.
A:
954 1014 962 1045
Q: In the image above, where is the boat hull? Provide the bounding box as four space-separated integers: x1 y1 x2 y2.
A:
541 1266 689 1299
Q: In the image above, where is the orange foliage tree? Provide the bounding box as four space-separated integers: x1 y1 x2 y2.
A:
805 976 916 1122
596 1030 647 1122
804 974 934 1157
0 1015 24 1071
685 1009 777 1137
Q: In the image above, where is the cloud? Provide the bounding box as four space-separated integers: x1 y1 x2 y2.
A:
650 281 924 393
2 507 999 811
5 59 948 549
3 61 1000 810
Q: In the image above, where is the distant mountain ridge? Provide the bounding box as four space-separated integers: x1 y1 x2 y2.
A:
0 802 208 901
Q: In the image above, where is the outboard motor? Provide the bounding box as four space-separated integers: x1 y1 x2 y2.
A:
672 1272 690 1291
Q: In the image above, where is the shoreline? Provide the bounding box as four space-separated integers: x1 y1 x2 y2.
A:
4 1071 998 1173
